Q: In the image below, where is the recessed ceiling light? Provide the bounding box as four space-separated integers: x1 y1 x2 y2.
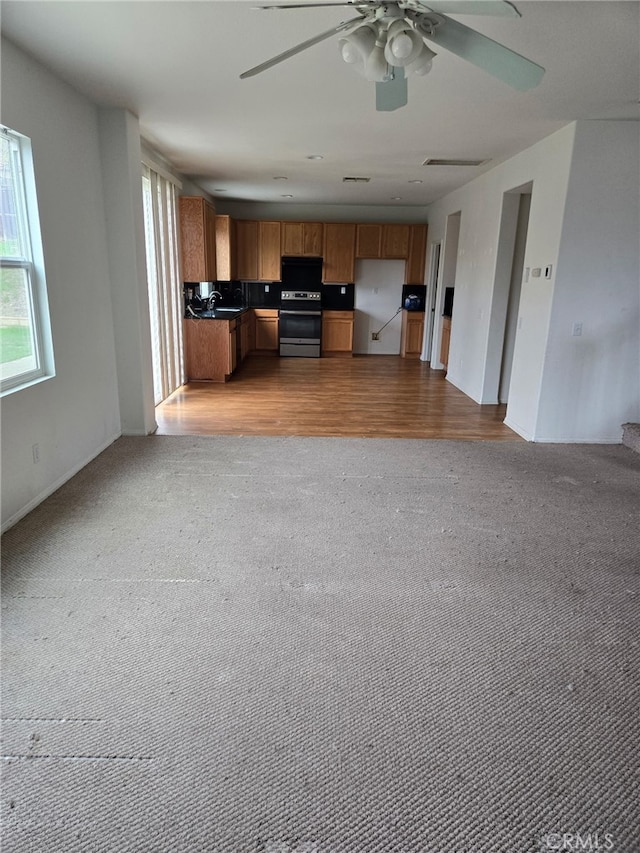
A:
391 196 402 201
273 176 288 180
408 179 423 184
281 194 294 198
306 154 324 160
214 188 227 192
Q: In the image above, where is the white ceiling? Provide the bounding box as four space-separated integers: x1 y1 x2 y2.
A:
2 0 639 207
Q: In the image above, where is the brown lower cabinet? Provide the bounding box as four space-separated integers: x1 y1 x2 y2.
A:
321 311 354 357
440 316 452 369
400 310 425 358
253 309 279 354
183 317 237 382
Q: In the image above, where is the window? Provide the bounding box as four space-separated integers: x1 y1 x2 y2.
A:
141 160 184 405
0 126 54 394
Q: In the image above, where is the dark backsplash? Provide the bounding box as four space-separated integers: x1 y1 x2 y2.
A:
322 283 355 310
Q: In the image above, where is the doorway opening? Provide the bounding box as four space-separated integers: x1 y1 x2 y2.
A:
482 183 532 404
430 211 461 369
423 240 441 363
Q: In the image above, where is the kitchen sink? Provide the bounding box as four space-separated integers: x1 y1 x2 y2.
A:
197 308 243 318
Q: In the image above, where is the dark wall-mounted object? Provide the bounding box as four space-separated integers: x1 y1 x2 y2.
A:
401 284 426 311
443 287 455 318
322 283 355 310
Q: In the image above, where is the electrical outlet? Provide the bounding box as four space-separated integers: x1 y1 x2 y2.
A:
371 332 379 341
32 443 40 464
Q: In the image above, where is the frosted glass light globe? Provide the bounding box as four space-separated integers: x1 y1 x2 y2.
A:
414 59 433 76
391 33 413 60
342 43 360 64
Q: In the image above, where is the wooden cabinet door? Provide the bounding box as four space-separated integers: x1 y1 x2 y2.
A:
405 224 428 284
254 309 279 352
322 311 354 356
259 221 282 281
282 222 324 256
183 318 234 381
400 311 425 358
282 222 303 256
235 220 258 280
302 222 324 256
440 316 451 368
382 224 410 259
179 196 217 282
356 224 383 258
228 325 237 375
215 215 236 281
204 202 217 280
323 223 356 283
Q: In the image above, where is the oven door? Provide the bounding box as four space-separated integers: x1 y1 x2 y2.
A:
279 310 322 357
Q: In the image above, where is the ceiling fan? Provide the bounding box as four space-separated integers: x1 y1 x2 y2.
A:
240 0 545 111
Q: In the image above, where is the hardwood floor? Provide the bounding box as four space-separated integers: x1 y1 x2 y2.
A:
155 355 520 440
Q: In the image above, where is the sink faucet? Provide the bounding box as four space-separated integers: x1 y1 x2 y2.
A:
207 291 223 309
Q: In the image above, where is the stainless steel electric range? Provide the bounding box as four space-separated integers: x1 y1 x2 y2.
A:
279 290 322 358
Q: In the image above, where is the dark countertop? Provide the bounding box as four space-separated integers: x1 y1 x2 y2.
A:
185 307 248 319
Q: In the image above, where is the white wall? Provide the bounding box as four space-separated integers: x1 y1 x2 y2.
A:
534 121 640 441
0 40 164 529
353 260 405 354
1 39 123 529
217 200 428 224
425 120 640 442
99 108 156 436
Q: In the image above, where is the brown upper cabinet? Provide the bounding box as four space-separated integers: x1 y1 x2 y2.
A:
213 214 426 285
179 196 217 282
355 224 383 259
235 220 259 281
383 224 411 258
323 223 356 283
356 223 411 260
282 221 324 257
258 221 282 281
215 214 236 281
405 224 428 284
235 220 282 281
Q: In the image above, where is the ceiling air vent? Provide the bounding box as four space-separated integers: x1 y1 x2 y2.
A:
342 176 371 183
422 158 489 167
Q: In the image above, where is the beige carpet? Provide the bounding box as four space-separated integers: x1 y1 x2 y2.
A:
2 436 639 852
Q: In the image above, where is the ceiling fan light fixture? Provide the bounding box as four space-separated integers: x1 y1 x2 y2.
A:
407 43 437 76
365 38 390 83
391 33 412 59
384 19 424 67
338 22 376 74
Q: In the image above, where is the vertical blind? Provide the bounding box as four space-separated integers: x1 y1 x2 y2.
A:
141 164 184 405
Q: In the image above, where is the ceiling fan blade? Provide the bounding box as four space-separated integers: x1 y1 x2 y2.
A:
423 1 521 18
423 13 545 90
253 2 377 9
240 15 362 78
376 66 408 112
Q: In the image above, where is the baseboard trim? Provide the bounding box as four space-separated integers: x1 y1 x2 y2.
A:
1 431 122 534
503 417 533 441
